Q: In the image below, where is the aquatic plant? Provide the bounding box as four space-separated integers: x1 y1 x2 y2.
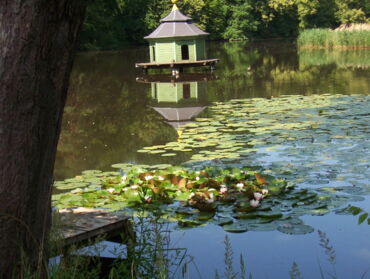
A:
298 29 370 49
53 162 365 235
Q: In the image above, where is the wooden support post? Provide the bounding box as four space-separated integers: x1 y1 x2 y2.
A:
172 68 180 76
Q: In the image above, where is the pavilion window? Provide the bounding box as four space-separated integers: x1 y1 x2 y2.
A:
183 84 190 99
181 45 189 60
152 46 156 61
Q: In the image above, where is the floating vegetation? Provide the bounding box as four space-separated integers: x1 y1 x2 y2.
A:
136 95 370 193
54 94 370 234
53 165 364 234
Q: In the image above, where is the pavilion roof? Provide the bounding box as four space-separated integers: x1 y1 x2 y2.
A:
144 4 209 39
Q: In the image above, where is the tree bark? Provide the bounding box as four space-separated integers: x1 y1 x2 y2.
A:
0 1 86 276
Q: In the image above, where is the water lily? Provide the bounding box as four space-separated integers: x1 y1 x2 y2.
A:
121 175 127 184
250 199 260 208
145 175 154 181
262 189 269 195
254 192 264 201
196 176 200 181
236 183 244 190
206 198 215 204
107 188 115 194
130 185 140 190
144 195 152 203
189 193 195 198
220 185 228 194
158 176 165 181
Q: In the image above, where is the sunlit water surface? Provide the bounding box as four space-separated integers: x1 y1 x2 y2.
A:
55 42 370 278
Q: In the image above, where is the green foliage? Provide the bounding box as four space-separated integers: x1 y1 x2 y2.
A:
335 205 370 225
335 0 369 24
223 1 259 41
298 28 370 48
78 0 369 49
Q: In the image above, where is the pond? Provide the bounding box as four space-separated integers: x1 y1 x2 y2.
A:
55 41 370 278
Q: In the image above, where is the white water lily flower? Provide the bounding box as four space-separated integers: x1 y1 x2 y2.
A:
195 176 200 181
130 185 140 190
189 193 195 198
209 193 215 200
107 188 115 194
254 192 264 201
220 185 228 194
206 198 215 204
144 175 154 181
158 176 165 181
144 195 152 202
262 189 269 195
121 175 127 184
250 199 260 208
196 171 201 175
236 183 244 189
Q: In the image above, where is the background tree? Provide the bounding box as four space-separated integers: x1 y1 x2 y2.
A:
335 0 369 23
77 0 370 50
0 0 86 276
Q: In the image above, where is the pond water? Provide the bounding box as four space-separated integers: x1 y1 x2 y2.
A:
55 41 370 278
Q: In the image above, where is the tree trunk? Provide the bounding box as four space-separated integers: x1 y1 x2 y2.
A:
0 1 86 276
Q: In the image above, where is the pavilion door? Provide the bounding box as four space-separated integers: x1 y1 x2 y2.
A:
181 45 189 60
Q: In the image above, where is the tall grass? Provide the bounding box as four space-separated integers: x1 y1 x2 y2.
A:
298 29 370 49
20 213 194 279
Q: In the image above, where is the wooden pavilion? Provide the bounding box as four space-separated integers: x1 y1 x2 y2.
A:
136 0 219 75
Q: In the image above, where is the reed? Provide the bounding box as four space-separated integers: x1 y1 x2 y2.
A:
298 28 370 49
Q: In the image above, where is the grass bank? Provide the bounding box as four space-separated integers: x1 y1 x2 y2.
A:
298 28 370 49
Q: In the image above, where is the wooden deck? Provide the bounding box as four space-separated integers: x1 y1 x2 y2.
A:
136 58 220 74
57 207 134 251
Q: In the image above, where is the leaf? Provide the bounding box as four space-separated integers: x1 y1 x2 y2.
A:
349 206 363 216
178 178 188 189
358 213 368 224
255 173 268 185
223 223 248 233
277 224 314 235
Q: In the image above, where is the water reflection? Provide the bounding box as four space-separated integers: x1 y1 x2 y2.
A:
54 42 370 279
55 42 370 180
137 74 215 130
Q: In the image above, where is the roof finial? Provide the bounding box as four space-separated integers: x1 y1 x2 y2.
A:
171 0 178 11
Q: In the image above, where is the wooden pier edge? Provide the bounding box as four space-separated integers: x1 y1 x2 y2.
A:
54 207 135 258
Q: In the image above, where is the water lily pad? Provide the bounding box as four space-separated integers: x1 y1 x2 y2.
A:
161 153 177 157
216 218 234 226
223 223 248 233
178 219 201 228
277 224 314 235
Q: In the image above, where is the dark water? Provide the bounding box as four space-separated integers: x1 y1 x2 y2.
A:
55 41 370 278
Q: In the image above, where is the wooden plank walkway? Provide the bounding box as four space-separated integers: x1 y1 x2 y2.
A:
136 58 220 74
57 208 134 250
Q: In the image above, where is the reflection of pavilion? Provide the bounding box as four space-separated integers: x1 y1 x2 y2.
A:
137 74 216 130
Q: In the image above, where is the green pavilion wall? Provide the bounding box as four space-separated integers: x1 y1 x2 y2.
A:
151 82 199 103
148 37 207 63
